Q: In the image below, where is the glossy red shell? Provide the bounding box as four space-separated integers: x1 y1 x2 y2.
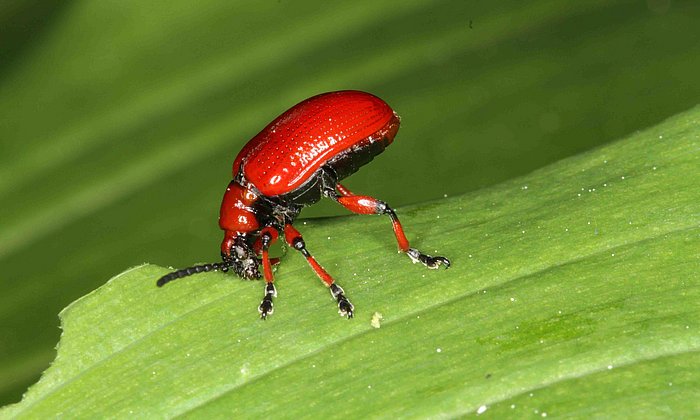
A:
232 90 400 197
219 181 259 233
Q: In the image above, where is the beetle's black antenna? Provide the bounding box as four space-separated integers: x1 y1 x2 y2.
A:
156 262 229 287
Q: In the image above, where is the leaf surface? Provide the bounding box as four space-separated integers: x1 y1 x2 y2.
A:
2 106 698 418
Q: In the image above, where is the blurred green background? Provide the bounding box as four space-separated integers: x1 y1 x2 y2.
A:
1 0 699 406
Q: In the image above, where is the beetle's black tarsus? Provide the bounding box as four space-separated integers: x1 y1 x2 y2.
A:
156 262 228 287
330 283 354 318
406 248 451 270
258 283 277 319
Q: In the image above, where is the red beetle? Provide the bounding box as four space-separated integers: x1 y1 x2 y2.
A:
157 90 450 318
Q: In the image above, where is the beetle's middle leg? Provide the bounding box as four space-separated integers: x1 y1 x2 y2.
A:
329 183 450 269
283 223 353 318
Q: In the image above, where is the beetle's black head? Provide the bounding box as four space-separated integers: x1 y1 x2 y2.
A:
223 235 261 280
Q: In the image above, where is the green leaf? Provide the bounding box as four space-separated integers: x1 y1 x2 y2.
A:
4 0 700 407
3 106 698 418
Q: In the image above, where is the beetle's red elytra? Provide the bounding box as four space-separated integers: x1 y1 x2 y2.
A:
157 90 450 319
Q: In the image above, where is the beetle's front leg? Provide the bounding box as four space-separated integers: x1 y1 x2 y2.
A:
331 183 451 269
255 227 279 319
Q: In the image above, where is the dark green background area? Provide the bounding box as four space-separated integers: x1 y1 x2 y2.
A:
0 0 698 406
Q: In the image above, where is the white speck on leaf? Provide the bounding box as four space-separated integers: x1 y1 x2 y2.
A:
371 312 383 328
476 405 488 415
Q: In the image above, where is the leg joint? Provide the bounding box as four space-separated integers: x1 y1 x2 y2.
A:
261 232 272 249
292 237 305 251
323 187 340 200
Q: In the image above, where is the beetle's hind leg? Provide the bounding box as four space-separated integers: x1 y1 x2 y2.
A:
329 183 450 269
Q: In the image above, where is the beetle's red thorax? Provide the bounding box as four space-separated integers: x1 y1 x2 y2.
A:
232 91 399 197
219 181 259 234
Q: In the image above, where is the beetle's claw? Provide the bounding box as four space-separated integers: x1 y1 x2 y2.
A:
406 248 451 269
258 300 273 319
338 298 354 318
330 283 354 319
429 255 451 269
258 283 276 319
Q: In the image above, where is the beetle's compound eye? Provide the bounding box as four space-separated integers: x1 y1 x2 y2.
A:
228 237 261 280
234 245 247 259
